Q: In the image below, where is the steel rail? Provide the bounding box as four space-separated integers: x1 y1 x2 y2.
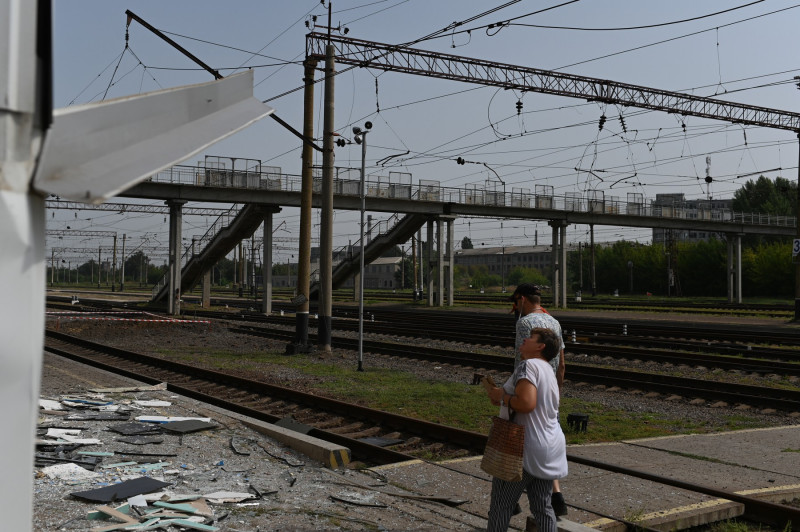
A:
44 330 488 458
45 329 800 526
233 326 800 411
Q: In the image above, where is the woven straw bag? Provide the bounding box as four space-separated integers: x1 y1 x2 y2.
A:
480 415 524 482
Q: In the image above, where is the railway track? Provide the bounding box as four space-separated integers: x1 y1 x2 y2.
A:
47 302 800 411
43 326 800 528
157 305 800 354
43 329 487 466
233 325 800 412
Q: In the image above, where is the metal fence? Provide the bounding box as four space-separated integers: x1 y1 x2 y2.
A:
145 164 796 228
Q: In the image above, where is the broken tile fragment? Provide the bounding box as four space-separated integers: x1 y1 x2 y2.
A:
71 477 171 503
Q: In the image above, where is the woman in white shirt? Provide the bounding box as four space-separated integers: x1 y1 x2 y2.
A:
485 327 568 532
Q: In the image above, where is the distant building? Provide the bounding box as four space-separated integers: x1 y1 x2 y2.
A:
275 247 402 290
454 244 579 278
651 193 732 244
341 256 403 289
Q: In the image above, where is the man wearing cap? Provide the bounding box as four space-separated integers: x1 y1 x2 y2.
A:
508 283 568 517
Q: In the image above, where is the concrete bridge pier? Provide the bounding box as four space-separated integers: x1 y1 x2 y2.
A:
446 217 455 307
425 216 456 307
547 220 569 308
548 220 569 308
201 270 211 308
427 219 434 306
167 199 186 316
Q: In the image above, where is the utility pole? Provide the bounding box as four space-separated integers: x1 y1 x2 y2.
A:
401 245 405 289
412 236 417 297
97 246 102 288
796 133 800 320
318 5 336 356
590 225 596 297
50 250 54 286
120 233 126 291
111 234 117 292
238 241 244 297
251 235 256 298
291 57 318 354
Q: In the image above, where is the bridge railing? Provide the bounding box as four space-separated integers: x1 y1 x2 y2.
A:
144 165 796 229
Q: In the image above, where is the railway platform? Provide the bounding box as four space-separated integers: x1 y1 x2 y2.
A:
37 351 800 531
373 425 800 531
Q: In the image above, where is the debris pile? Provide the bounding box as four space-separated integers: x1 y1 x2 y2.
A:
35 383 283 531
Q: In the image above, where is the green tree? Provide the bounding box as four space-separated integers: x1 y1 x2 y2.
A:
675 238 726 296
732 175 796 216
461 236 474 249
742 241 793 297
468 265 500 290
123 251 150 283
393 256 414 289
506 267 549 287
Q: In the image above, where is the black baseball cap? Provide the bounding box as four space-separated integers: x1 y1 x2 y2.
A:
507 283 540 302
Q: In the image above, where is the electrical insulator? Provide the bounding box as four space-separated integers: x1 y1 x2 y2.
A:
618 116 627 133
456 157 465 165
705 175 713 184
336 138 346 147
515 100 523 115
598 114 606 131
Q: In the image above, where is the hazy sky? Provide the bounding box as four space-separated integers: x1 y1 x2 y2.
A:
48 1 800 265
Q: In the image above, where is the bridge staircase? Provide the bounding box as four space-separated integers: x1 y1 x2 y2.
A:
309 212 429 297
151 203 269 302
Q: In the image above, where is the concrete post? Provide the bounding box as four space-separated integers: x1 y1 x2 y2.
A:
262 211 274 315
727 236 735 303
736 233 743 304
590 224 597 296
550 222 559 307
201 270 211 308
120 233 126 292
293 58 316 351
418 228 424 296
427 220 434 306
560 223 568 309
447 218 455 306
318 44 335 355
167 200 185 315
437 218 444 307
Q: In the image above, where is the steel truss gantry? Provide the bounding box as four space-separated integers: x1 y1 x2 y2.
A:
306 33 800 132
307 32 800 313
46 200 231 216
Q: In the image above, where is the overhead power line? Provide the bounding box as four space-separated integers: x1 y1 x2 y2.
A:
307 33 800 131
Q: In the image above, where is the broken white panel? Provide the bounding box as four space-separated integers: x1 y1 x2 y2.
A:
203 491 257 504
39 399 64 410
136 416 212 424
127 494 148 508
134 400 173 407
46 428 80 437
55 434 103 445
33 71 274 203
90 383 168 393
41 463 101 481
